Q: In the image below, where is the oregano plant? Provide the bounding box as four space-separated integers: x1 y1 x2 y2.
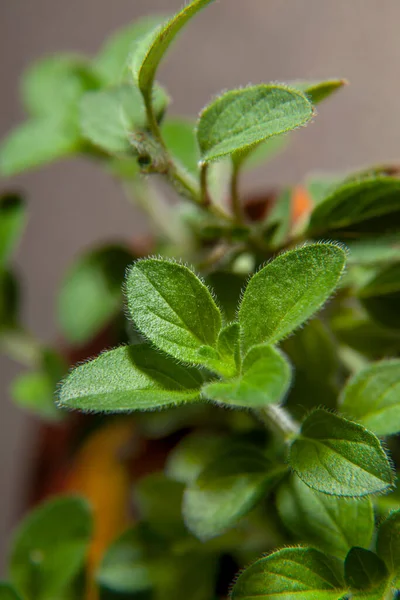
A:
1 1 400 599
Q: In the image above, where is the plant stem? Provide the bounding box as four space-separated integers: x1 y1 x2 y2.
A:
261 404 300 442
144 96 202 203
231 163 244 224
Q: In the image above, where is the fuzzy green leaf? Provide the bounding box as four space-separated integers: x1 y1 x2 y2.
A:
0 195 26 267
9 497 92 600
0 584 22 600
289 409 394 497
162 119 199 176
58 245 134 345
21 54 99 119
202 344 292 408
376 509 400 575
294 79 347 104
359 263 400 330
79 84 168 155
183 446 285 540
58 344 203 413
231 547 345 600
307 177 400 238
239 243 346 355
197 84 313 164
344 548 388 591
340 360 400 436
133 0 216 103
0 117 81 176
94 15 166 85
125 259 222 364
277 476 374 559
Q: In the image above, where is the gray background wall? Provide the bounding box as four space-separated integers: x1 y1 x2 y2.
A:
1 0 399 569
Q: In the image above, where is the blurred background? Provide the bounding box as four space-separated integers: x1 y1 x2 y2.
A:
1 0 399 570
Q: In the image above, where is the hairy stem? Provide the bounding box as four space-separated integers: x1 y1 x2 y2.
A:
261 404 300 442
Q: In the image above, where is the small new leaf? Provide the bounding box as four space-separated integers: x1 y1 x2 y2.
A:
340 359 400 436
294 79 347 105
58 344 203 413
9 497 92 600
344 548 388 591
134 0 216 103
197 84 313 164
376 509 400 576
203 344 292 409
239 243 346 355
125 259 222 364
277 475 374 559
289 409 394 497
231 547 345 600
183 446 285 540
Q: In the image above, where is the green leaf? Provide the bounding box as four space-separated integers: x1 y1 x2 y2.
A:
231 547 345 600
161 119 199 176
202 344 292 409
294 79 347 104
166 431 225 485
340 360 400 436
79 84 169 155
0 195 26 267
359 263 400 330
289 409 394 497
21 54 99 119
94 15 166 85
0 117 81 177
58 344 203 413
277 475 374 559
197 84 313 164
344 548 388 591
133 0 216 103
239 243 346 355
0 583 23 600
183 446 285 540
307 177 400 238
125 259 222 365
376 509 400 575
58 245 134 345
9 496 92 600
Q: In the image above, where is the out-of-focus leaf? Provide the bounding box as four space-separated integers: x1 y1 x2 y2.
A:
58 245 134 345
0 195 26 267
359 263 400 330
